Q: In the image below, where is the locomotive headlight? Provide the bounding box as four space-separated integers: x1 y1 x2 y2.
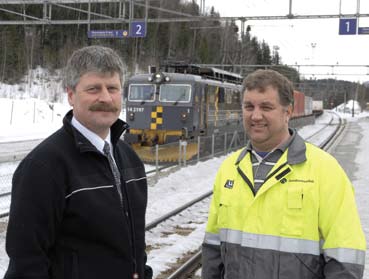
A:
149 72 169 83
129 111 135 121
154 73 163 83
181 112 187 121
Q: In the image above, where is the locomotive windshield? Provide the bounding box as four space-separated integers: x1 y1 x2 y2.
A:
128 84 155 102
159 84 191 103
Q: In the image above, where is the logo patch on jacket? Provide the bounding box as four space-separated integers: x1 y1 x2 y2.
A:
224 180 234 189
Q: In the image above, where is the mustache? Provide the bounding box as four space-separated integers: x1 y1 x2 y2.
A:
89 103 119 112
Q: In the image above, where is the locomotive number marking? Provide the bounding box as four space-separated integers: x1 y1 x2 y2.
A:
127 107 144 112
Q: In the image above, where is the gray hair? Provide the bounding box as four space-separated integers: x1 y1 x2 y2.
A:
62 45 125 91
242 69 294 107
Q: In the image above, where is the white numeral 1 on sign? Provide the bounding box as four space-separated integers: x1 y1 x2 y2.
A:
346 21 350 32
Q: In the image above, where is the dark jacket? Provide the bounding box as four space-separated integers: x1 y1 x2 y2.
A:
5 110 151 279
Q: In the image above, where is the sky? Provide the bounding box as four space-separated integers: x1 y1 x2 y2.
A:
205 0 369 82
1 96 369 277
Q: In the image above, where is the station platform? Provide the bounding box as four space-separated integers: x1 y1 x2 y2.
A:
329 116 369 276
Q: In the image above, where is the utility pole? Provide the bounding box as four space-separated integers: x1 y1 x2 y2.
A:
145 0 149 20
119 0 126 19
288 0 293 18
200 0 205 15
129 0 139 74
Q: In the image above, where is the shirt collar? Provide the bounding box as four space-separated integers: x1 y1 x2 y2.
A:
71 116 112 154
246 128 295 153
237 129 298 165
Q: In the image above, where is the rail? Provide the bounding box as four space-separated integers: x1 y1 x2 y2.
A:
166 251 202 279
145 191 212 231
320 112 345 151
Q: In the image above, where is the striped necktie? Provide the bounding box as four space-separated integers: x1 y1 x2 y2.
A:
103 141 121 188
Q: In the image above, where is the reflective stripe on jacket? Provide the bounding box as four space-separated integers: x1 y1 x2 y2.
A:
202 133 366 279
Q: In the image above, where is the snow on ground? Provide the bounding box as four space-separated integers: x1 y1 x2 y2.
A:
0 97 69 142
0 98 126 143
0 97 369 278
351 118 369 276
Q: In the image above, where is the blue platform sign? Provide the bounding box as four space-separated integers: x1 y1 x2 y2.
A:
358 27 369 35
88 30 128 39
339 18 357 35
130 21 147 38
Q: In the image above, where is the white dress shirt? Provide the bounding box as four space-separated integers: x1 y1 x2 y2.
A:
71 116 114 157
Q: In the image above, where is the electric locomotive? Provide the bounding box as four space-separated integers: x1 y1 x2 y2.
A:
124 63 244 162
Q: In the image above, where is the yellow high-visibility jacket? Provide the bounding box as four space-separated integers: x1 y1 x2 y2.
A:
202 133 366 279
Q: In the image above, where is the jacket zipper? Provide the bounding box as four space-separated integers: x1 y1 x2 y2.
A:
237 166 256 196
237 162 291 196
114 180 127 216
108 152 138 277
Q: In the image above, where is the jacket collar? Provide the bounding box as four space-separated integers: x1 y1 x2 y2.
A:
63 110 129 151
286 130 307 164
235 128 307 166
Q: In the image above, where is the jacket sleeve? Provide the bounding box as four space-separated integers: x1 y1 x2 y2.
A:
202 171 224 279
318 159 366 279
5 158 65 279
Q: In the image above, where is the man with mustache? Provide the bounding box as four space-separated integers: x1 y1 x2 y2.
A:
5 46 152 279
202 69 366 279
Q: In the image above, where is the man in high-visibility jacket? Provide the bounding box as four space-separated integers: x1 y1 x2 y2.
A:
202 69 366 279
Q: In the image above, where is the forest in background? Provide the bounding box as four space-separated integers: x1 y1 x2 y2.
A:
0 0 282 84
0 0 368 109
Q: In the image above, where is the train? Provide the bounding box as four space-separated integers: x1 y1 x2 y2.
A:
123 64 315 162
312 100 324 116
289 90 316 128
123 63 244 162
292 90 312 117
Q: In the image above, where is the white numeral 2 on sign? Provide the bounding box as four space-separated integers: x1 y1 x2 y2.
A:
135 25 142 35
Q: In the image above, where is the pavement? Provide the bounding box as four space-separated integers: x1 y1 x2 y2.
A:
330 117 365 181
329 116 369 278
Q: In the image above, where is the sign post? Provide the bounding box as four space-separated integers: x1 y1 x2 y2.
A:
339 18 357 35
129 21 147 38
358 27 369 35
87 30 128 39
87 22 147 39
